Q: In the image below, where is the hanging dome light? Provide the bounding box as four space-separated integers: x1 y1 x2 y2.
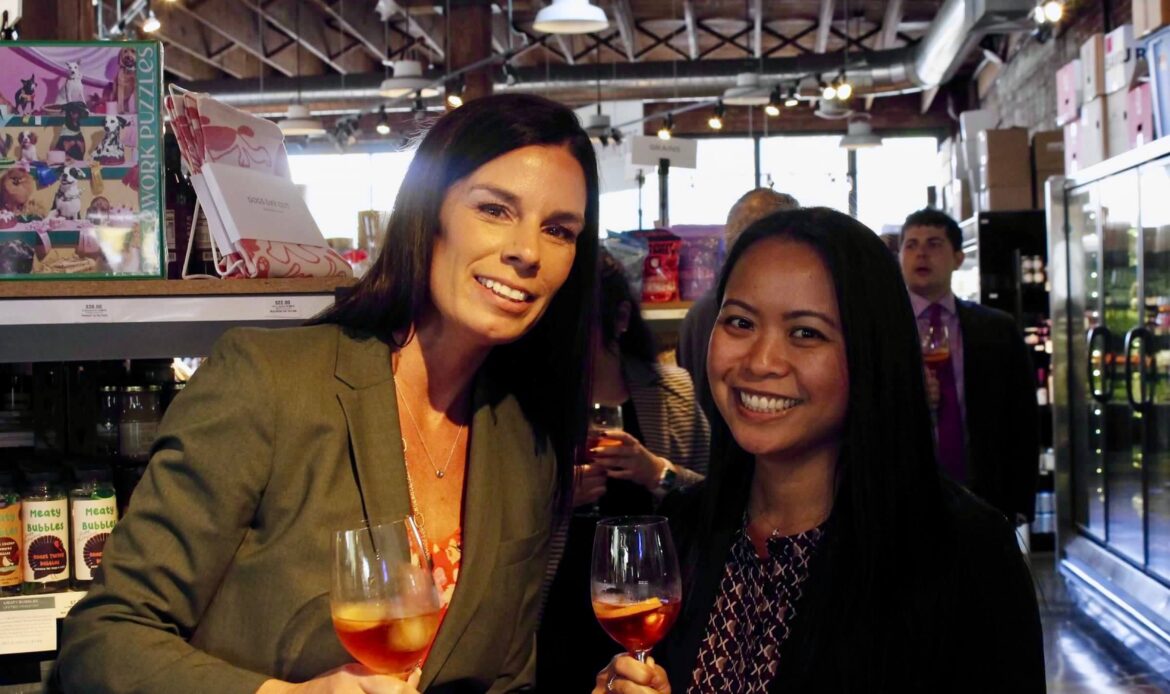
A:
142 10 161 33
278 104 326 138
375 106 391 136
379 60 440 98
534 0 608 34
839 117 882 149
784 85 800 108
820 77 837 101
836 78 853 101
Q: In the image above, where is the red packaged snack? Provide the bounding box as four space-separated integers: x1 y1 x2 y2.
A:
637 229 681 303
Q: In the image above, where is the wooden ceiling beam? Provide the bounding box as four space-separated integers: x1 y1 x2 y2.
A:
374 0 445 60
243 0 374 74
609 0 637 62
682 1 699 60
141 2 257 79
174 0 324 77
310 0 391 64
815 0 835 53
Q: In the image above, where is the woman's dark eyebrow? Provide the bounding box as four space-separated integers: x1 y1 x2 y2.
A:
471 184 584 227
783 309 840 329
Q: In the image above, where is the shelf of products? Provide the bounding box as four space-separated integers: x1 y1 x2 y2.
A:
642 301 693 323
0 278 354 362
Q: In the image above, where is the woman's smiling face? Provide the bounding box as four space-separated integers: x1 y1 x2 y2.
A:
707 237 849 465
424 144 587 348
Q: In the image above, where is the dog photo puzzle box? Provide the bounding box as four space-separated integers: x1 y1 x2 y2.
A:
0 41 164 279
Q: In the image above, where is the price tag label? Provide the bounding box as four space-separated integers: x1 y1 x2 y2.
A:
79 302 111 321
0 596 56 655
55 591 83 618
268 298 301 317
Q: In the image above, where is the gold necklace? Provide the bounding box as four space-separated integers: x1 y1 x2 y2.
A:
401 449 430 560
394 375 466 480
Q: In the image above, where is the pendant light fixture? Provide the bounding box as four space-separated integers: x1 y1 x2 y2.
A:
380 60 440 98
142 1 161 33
657 114 673 141
533 0 608 34
840 116 881 149
278 0 325 138
707 101 725 130
764 88 781 117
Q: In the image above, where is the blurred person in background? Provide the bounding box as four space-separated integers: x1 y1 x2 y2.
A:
677 188 799 424
899 208 1039 527
538 249 709 693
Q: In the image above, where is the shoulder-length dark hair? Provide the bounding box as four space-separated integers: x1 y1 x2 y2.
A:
598 249 656 363
313 93 600 512
703 207 944 689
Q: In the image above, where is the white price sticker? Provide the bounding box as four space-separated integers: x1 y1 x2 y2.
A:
268 298 301 316
79 302 111 321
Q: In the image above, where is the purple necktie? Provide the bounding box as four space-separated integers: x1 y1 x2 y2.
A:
928 303 966 483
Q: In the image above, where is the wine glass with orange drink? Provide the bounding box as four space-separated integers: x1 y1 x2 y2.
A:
919 320 950 369
331 517 442 677
591 516 682 663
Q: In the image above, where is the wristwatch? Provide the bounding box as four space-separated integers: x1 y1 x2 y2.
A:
657 463 678 493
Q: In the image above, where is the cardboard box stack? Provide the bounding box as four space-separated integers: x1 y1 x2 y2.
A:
936 135 973 222
1032 131 1065 208
977 128 1032 211
1078 33 1110 171
1135 0 1170 37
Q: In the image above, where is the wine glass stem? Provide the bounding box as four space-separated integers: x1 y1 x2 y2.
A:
632 649 649 663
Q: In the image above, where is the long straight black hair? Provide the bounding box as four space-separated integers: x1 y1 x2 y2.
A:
312 93 600 512
701 207 945 690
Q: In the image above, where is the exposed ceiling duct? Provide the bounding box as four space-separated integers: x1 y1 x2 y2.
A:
180 0 1034 111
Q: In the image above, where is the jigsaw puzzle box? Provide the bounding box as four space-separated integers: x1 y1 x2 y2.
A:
0 41 164 279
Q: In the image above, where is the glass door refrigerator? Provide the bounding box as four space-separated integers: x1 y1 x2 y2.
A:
1050 139 1170 664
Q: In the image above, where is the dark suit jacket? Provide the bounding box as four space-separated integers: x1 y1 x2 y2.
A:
54 325 555 694
955 299 1041 522
656 475 1046 693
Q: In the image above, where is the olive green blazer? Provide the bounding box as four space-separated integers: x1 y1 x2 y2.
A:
55 325 556 694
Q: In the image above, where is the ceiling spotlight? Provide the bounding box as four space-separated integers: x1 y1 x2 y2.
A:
820 78 837 101
611 129 623 145
142 9 161 33
708 101 725 130
836 79 853 101
446 78 464 109
533 0 609 34
1042 0 1063 22
657 114 673 140
375 106 391 136
785 85 799 108
764 88 781 117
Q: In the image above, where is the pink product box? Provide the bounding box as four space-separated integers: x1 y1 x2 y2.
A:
1056 59 1083 126
1128 83 1156 148
670 224 723 301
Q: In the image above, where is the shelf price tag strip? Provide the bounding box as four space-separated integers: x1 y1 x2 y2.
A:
0 295 336 325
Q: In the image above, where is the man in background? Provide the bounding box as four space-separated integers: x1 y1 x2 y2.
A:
900 208 1039 525
677 188 799 424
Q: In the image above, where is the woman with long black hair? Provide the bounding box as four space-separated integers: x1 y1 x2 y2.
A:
595 207 1044 693
55 93 599 694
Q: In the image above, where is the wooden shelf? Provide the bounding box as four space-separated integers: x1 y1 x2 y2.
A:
643 300 693 323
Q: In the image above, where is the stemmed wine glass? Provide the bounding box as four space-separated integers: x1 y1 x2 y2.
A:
591 516 682 663
331 517 442 677
919 320 951 369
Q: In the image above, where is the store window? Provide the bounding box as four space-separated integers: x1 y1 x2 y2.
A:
856 136 939 233
601 138 756 233
288 150 416 243
759 135 850 213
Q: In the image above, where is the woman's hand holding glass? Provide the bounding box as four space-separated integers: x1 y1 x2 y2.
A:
591 516 682 665
588 430 669 490
331 518 441 680
592 655 671 694
258 664 422 694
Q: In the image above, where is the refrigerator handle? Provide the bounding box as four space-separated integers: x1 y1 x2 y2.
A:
1136 326 1155 409
1087 326 1109 403
1123 327 1151 412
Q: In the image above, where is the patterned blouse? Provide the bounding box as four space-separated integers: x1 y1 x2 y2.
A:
689 521 825 693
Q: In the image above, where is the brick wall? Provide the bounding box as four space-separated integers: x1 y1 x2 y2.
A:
981 0 1131 134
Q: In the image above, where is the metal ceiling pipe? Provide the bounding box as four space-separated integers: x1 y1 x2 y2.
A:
180 0 1033 107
